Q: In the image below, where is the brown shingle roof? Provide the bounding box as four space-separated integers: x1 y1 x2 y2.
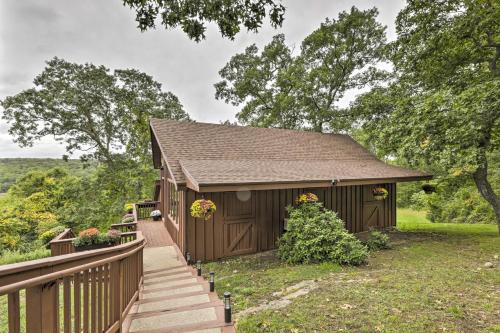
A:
150 119 430 188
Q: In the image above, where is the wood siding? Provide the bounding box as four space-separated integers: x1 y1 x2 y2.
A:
176 183 396 262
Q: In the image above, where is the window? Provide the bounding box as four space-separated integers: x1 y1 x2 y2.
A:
167 180 179 223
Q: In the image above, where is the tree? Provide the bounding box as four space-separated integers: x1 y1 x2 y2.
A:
122 0 285 42
1 57 190 166
215 7 388 132
353 0 500 230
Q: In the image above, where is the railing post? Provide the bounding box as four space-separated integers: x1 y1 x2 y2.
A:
26 281 59 333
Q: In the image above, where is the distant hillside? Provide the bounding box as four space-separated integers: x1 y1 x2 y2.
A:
0 158 97 192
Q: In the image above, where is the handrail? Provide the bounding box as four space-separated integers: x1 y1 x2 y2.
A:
134 201 159 220
110 221 137 231
1 231 146 333
0 240 146 295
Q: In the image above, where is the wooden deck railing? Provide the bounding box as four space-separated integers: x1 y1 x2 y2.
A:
49 228 75 256
49 230 140 257
0 231 146 333
134 201 159 220
110 222 137 232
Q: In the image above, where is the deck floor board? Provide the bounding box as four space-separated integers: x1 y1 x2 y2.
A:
137 219 174 247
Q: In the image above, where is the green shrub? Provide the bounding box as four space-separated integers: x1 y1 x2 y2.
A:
278 202 368 265
38 225 66 246
365 231 391 251
122 216 135 223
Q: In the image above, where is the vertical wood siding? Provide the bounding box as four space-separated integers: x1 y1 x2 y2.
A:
165 183 396 261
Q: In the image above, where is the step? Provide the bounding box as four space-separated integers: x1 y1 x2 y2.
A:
128 307 217 332
141 285 204 299
143 277 198 290
187 329 222 333
144 271 193 283
138 294 212 313
144 266 190 277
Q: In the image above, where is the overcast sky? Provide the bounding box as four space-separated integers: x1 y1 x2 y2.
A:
0 0 405 158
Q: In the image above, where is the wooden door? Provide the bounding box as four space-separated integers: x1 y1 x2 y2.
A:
362 203 383 230
222 192 257 256
361 185 385 231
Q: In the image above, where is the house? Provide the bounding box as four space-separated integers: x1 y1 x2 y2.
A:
150 119 431 261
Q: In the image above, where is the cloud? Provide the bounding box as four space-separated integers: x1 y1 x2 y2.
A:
0 0 405 158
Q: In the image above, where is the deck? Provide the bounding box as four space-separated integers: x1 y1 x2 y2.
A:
123 220 235 333
137 219 175 247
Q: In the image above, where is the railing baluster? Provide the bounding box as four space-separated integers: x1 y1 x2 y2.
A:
98 266 103 333
8 291 20 333
83 270 89 333
91 268 97 333
103 263 109 330
74 272 81 333
63 276 71 333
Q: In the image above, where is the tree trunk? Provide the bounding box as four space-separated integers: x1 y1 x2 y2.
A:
472 163 500 234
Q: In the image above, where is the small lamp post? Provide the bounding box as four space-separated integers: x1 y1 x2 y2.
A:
224 292 232 323
209 272 215 292
196 260 202 276
186 252 191 265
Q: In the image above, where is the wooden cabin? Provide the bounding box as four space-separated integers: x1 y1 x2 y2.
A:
150 119 431 261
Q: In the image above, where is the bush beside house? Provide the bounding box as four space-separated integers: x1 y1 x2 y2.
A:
278 201 368 265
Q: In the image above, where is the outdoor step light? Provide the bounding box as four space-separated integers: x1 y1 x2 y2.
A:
186 252 192 265
224 292 232 323
209 272 215 292
197 260 202 276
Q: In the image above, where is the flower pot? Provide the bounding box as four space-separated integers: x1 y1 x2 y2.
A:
75 243 114 252
152 215 161 221
373 195 386 201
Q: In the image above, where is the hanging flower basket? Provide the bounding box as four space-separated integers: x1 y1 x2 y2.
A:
422 184 436 194
372 187 388 200
190 199 216 221
296 192 319 205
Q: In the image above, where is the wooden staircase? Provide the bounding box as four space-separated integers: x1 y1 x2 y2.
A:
123 225 235 333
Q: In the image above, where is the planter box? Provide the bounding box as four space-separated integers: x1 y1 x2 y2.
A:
75 243 115 252
152 215 161 221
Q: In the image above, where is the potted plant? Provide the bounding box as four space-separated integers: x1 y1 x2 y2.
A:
124 203 134 214
372 187 388 200
73 228 121 252
190 199 216 220
150 210 162 221
296 192 319 205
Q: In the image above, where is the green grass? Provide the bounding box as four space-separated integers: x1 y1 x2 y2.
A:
0 248 50 266
398 208 498 236
205 208 500 332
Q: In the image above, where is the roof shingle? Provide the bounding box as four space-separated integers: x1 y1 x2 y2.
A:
150 119 430 187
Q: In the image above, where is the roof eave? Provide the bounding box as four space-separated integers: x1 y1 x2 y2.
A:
150 121 181 188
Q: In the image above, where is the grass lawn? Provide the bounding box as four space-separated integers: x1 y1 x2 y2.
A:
205 209 500 333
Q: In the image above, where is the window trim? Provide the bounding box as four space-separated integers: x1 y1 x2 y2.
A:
166 178 180 228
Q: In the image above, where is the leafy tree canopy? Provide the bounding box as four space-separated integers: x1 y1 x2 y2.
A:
352 0 500 228
215 7 388 132
1 57 190 166
122 0 285 42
